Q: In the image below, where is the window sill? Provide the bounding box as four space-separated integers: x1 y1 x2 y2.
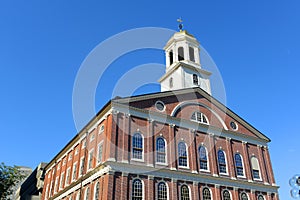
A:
156 162 168 166
178 166 190 170
199 169 210 173
131 158 144 162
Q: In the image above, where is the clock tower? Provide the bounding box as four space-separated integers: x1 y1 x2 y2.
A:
159 29 212 94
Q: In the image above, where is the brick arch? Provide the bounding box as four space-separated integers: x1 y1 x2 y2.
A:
170 101 228 130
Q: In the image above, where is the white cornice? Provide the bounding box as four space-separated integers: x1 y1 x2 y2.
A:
112 102 268 146
106 161 279 194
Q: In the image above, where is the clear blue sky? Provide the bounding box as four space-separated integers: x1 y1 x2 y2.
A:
0 1 299 199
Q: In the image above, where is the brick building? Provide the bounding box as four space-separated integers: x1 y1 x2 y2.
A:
41 29 279 200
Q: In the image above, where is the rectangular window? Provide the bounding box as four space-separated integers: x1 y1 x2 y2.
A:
65 168 71 186
88 150 94 170
59 172 64 190
253 169 260 179
54 176 59 193
79 157 85 176
72 163 77 181
97 143 103 164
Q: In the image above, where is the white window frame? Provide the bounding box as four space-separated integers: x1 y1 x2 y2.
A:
217 149 228 175
88 149 94 171
156 181 169 200
222 189 231 200
59 172 65 190
178 141 189 169
179 184 191 200
72 162 77 182
156 137 167 165
79 157 85 177
65 167 71 186
97 141 104 164
131 178 144 200
251 156 262 181
199 145 210 172
99 125 105 134
234 153 246 178
131 132 144 162
202 187 213 200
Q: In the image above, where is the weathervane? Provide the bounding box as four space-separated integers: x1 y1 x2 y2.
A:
177 17 183 31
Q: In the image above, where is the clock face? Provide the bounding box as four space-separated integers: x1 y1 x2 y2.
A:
230 121 238 130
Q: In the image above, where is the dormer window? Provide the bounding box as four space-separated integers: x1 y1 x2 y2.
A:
193 74 198 85
189 47 195 62
178 47 184 61
191 111 208 124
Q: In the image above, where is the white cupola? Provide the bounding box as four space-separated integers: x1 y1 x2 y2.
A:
158 29 212 95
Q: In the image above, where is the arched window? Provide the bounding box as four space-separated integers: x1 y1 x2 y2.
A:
169 51 173 65
94 182 100 200
178 47 184 61
132 133 143 160
69 196 73 200
178 142 188 167
240 192 248 200
198 146 208 170
193 74 198 85
234 153 244 176
189 47 195 62
202 188 211 200
156 138 166 163
84 187 90 200
191 111 208 124
223 190 231 200
218 150 227 174
251 156 261 179
132 179 143 200
257 195 264 200
157 182 168 200
180 185 190 200
169 77 173 88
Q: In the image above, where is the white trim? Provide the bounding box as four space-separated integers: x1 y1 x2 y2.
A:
217 149 229 176
250 156 262 181
78 156 85 177
87 149 94 171
84 186 90 200
202 186 213 200
198 145 210 172
72 162 78 182
65 167 71 186
179 184 191 200
170 101 228 130
112 103 268 146
131 132 145 161
156 181 169 200
177 141 189 169
94 182 100 200
239 191 249 200
97 141 104 164
155 136 167 164
221 189 231 200
131 178 145 200
155 100 166 112
234 153 246 178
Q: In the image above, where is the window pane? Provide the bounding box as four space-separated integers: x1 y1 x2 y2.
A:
178 47 184 61
218 150 227 174
132 179 143 200
223 190 231 200
95 183 100 200
203 188 211 200
157 182 168 200
241 192 248 200
156 138 166 163
178 142 187 167
132 133 143 159
189 47 195 62
181 185 190 200
234 154 244 176
199 146 208 170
